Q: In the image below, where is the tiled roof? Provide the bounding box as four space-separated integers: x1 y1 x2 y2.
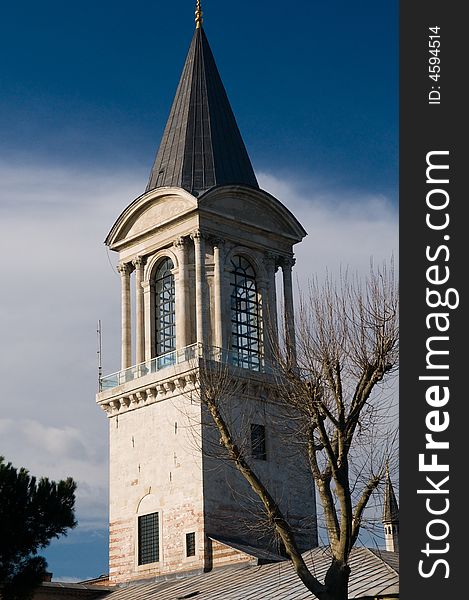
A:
102 547 399 600
370 548 399 574
146 27 259 196
208 535 285 564
36 582 113 599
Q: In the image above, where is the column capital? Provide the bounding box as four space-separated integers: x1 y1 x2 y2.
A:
117 262 132 276
190 229 206 242
132 256 145 270
280 255 296 270
265 251 280 272
173 236 188 250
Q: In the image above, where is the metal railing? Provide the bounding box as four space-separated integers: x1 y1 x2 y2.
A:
99 344 270 391
99 344 196 391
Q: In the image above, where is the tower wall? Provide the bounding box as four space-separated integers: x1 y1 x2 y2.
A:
384 524 399 553
201 394 318 552
108 390 206 583
99 183 311 582
382 468 399 553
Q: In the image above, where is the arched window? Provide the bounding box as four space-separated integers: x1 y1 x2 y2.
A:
230 256 262 371
154 258 176 358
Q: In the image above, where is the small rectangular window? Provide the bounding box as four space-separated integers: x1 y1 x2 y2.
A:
251 424 266 460
138 512 159 565
186 532 196 557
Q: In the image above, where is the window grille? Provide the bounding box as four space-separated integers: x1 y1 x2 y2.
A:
138 512 159 565
251 424 266 460
186 532 196 557
154 258 176 358
230 256 261 371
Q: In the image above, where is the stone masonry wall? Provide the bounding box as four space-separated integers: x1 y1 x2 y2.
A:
108 394 206 583
202 394 318 553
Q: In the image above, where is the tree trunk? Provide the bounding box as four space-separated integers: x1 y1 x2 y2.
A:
317 559 350 600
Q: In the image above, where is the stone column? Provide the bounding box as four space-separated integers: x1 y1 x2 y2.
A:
133 257 145 365
117 262 132 370
212 238 225 350
256 276 269 369
174 237 188 350
281 256 297 365
191 230 206 348
142 280 154 362
265 252 279 342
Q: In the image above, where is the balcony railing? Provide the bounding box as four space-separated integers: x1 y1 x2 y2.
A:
99 344 271 391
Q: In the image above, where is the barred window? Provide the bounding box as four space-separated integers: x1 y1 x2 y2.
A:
186 532 196 557
251 424 266 460
230 256 261 371
154 258 176 358
138 512 159 565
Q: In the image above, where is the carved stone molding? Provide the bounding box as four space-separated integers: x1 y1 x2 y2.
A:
141 281 154 292
97 364 281 417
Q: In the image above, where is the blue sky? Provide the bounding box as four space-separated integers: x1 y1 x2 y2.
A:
0 0 398 582
0 0 398 197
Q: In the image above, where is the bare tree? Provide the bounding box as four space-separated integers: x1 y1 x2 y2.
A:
193 263 398 600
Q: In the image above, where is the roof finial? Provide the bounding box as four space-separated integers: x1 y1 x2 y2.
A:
195 0 203 29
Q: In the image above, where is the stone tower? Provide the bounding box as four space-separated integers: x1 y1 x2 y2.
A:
96 3 317 584
382 466 399 553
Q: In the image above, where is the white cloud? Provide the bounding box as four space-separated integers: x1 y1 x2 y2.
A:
0 162 139 531
257 171 398 287
0 419 107 529
52 577 84 584
0 161 398 538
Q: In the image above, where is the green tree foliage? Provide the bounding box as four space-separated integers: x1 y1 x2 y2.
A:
0 456 77 600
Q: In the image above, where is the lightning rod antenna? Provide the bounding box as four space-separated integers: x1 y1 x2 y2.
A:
97 319 103 391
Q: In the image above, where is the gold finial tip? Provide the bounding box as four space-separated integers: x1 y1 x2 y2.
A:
195 0 203 29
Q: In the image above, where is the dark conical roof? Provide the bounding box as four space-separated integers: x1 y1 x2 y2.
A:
146 27 259 196
383 469 399 524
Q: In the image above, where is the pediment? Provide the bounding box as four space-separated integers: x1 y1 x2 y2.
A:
106 187 197 248
199 186 306 242
127 195 194 237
